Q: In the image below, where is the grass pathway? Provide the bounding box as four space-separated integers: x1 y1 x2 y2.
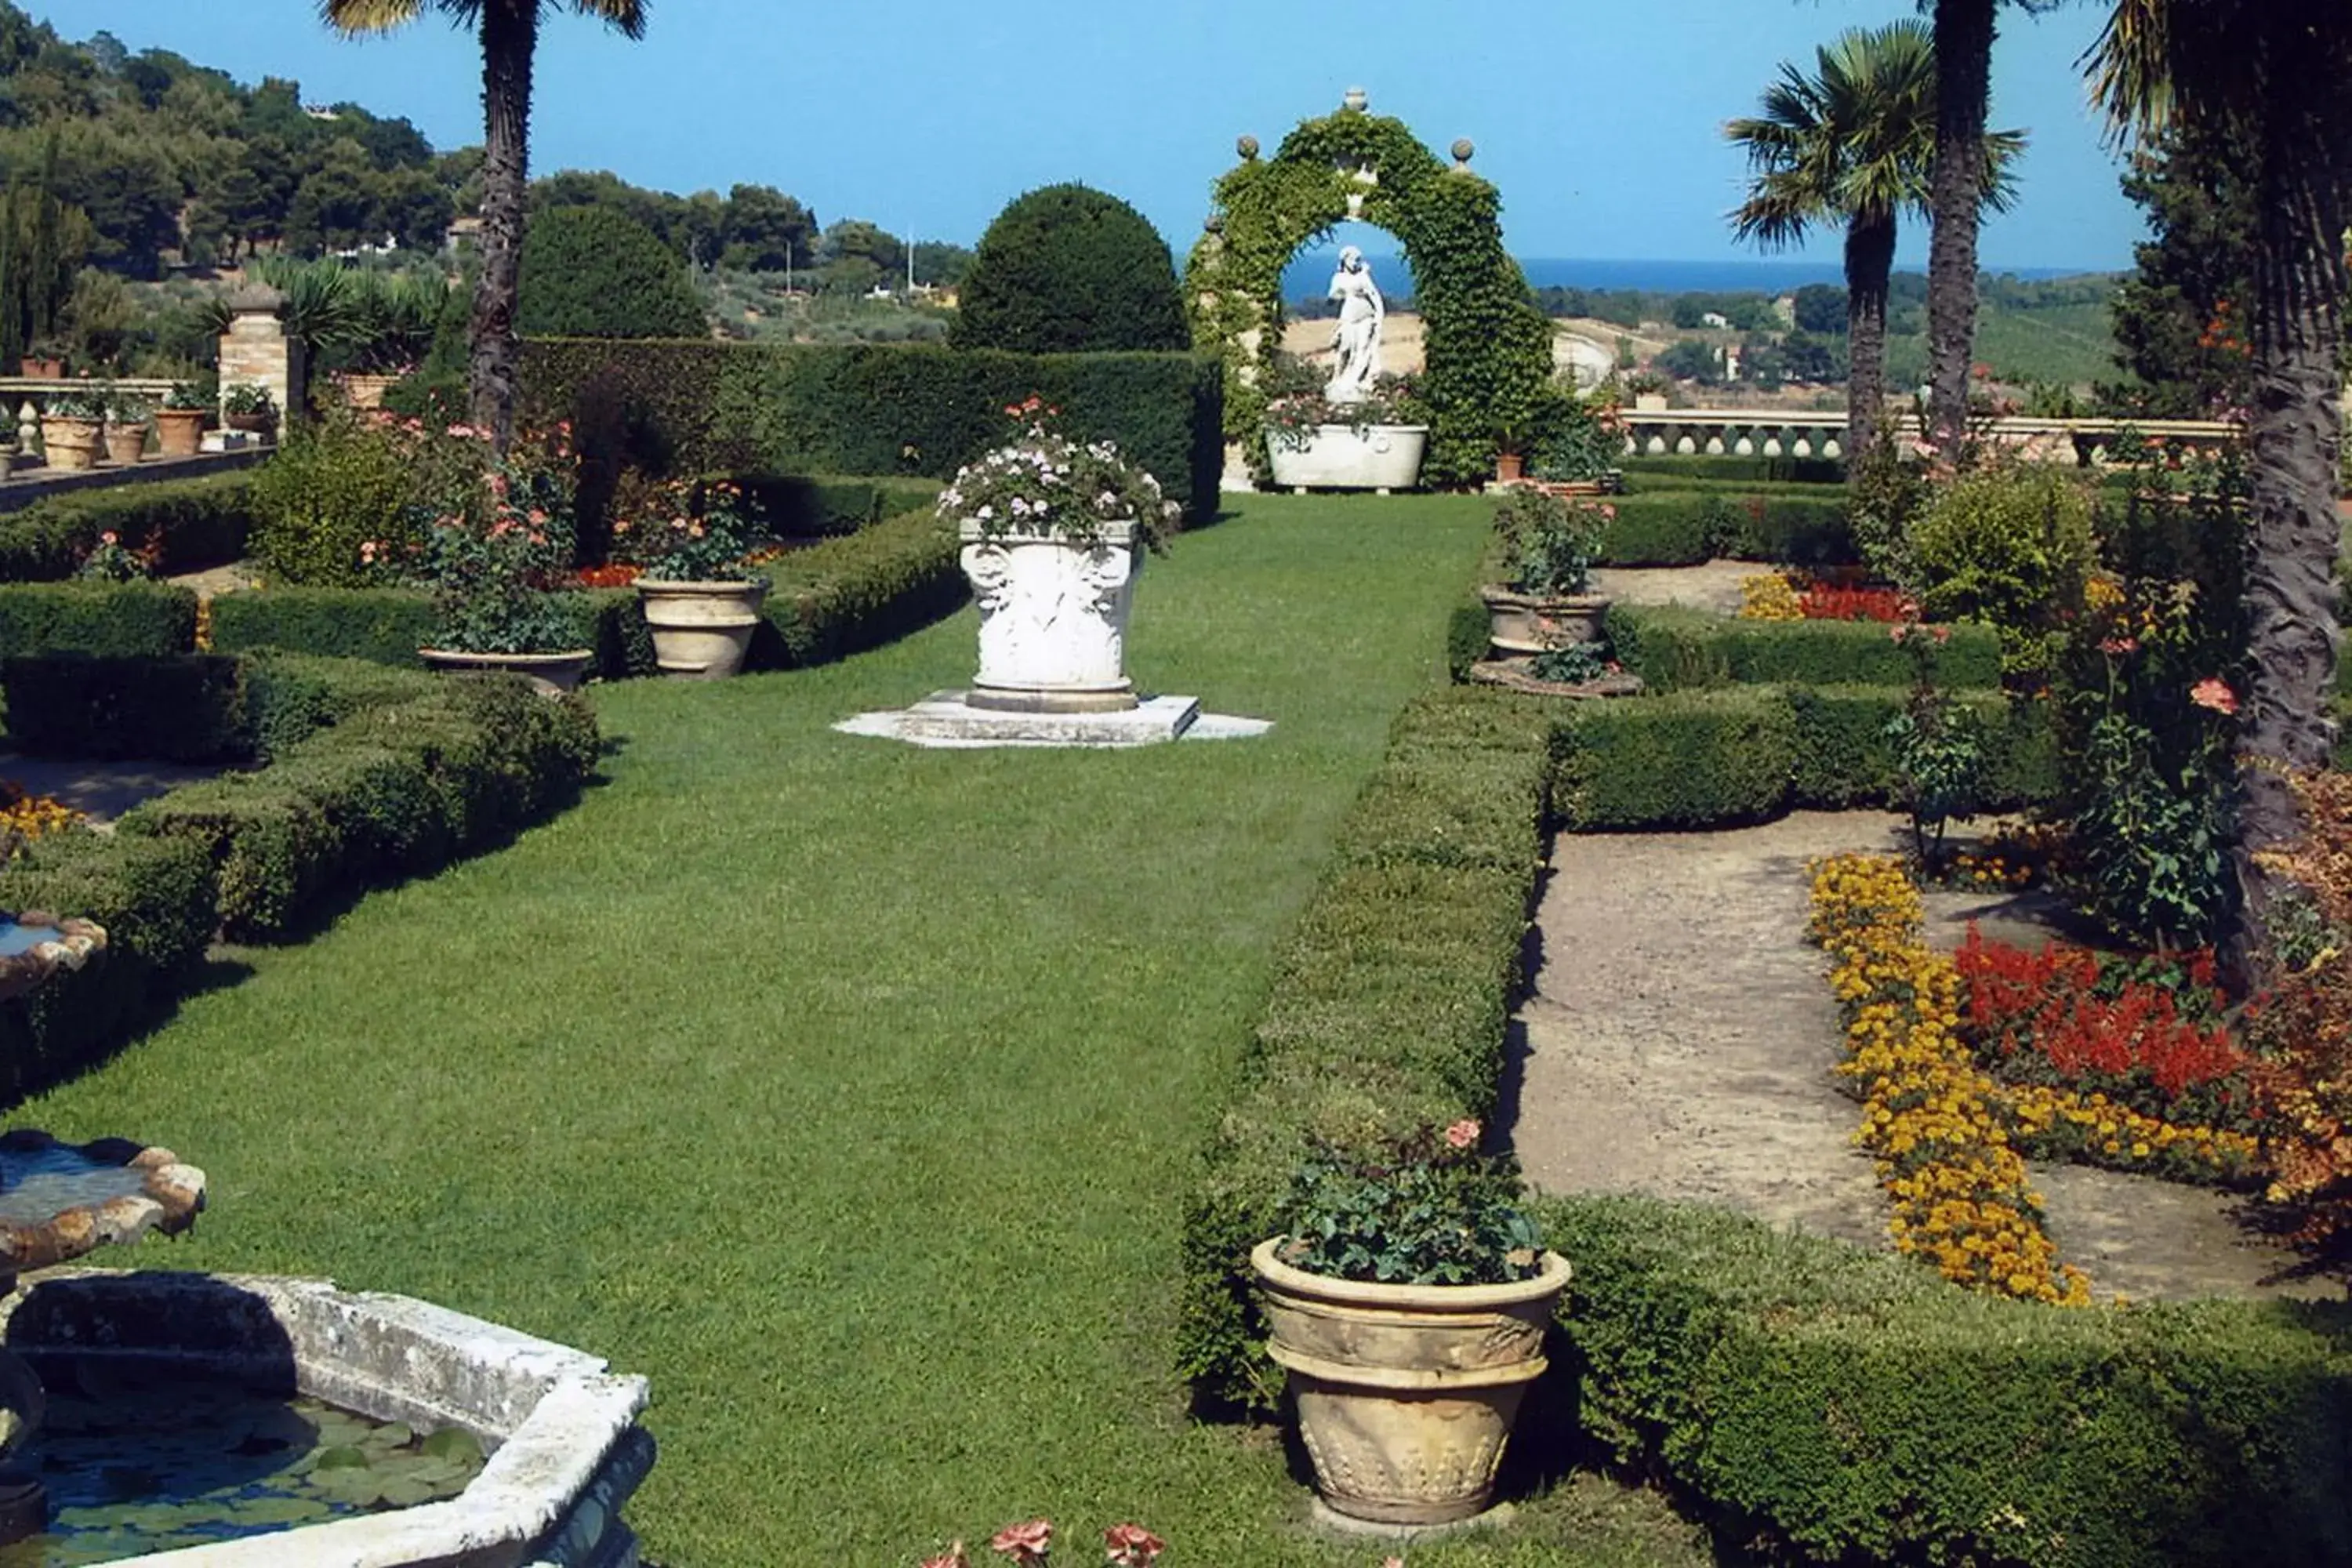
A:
21 498 1706 1567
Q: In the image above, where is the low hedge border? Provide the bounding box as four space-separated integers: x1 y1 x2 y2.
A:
1599 490 1856 568
1543 1193 2352 1566
1550 684 2057 830
741 474 946 538
0 582 198 659
2 653 248 762
1604 602 2003 692
0 473 256 584
1619 454 1846 486
211 507 959 677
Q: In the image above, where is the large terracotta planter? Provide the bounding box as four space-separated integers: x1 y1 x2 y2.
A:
418 648 593 697
636 578 768 679
342 373 400 410
224 412 274 439
1253 1240 1571 1526
154 408 208 458
103 424 147 466
1265 423 1428 492
956 520 1143 712
37 417 100 472
1479 586 1612 657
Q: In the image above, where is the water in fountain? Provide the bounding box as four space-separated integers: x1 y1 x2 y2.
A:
0 927 56 963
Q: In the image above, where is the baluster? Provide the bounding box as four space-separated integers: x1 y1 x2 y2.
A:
1704 426 1726 456
1674 423 1697 456
1761 426 1784 459
16 400 34 458
1733 425 1756 458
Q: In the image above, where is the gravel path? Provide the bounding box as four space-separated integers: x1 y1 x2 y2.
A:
1508 811 2338 1301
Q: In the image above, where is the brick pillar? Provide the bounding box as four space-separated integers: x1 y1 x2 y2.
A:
217 282 303 432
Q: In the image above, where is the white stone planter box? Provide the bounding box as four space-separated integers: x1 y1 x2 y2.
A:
1265 424 1428 492
957 520 1143 712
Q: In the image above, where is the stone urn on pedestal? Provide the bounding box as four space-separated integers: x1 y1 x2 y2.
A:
959 518 1143 711
1481 488 1613 659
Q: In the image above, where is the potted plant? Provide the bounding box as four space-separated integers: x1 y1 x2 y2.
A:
19 341 64 379
101 388 149 466
417 425 594 695
623 477 769 679
221 383 277 437
940 397 1179 711
1262 371 1429 493
1252 1119 1570 1526
36 392 103 471
1480 488 1614 656
154 383 211 458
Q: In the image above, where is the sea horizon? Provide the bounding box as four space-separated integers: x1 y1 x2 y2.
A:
1279 249 2119 301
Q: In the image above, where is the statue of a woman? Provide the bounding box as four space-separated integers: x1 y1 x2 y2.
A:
1325 245 1384 405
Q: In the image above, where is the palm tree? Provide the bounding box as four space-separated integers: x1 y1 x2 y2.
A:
2089 0 2352 963
319 0 648 448
1727 21 2022 460
1920 0 2067 456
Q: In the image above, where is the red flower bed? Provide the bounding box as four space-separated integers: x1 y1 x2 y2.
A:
1955 925 2256 1129
570 564 641 589
1798 584 1915 623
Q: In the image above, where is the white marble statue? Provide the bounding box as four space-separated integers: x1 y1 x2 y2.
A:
1325 245 1385 405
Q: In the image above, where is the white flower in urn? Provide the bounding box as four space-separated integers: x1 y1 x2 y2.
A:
938 397 1179 552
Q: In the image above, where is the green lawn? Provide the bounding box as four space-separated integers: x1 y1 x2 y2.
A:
26 495 1708 1567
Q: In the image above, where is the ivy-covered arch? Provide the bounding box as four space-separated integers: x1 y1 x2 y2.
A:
1184 93 1555 489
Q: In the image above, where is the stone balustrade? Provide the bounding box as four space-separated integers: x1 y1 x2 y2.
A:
0 379 179 456
1617 407 2240 466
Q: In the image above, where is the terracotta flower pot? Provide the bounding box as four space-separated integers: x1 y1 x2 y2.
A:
1253 1240 1570 1526
225 412 274 437
1495 451 1525 483
154 408 208 458
37 417 100 472
103 425 147 466
635 579 769 679
1479 586 1612 657
418 648 593 697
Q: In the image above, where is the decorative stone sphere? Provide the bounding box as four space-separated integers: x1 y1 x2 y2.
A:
1203 213 1225 234
1343 86 1369 113
1451 138 1475 165
1236 135 1260 161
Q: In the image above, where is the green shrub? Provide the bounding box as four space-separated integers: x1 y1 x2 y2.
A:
0 472 256 583
951 184 1189 354
1595 490 1855 567
1605 604 2002 693
521 339 1223 520
0 655 248 762
518 205 707 341
1784 686 2059 811
741 474 946 538
119 669 600 941
1620 454 1845 486
210 589 651 679
1550 688 1797 829
0 829 216 1103
247 408 423 587
1909 457 2098 683
1446 596 1490 682
753 506 964 668
1180 687 1555 1413
0 582 195 658
1541 1192 2352 1568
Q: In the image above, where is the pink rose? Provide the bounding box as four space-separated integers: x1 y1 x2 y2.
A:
920 1544 972 1568
990 1519 1052 1564
1103 1523 1163 1565
2189 677 2239 716
1444 1118 1480 1150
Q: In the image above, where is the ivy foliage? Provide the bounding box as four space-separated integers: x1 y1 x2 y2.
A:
1183 104 1553 488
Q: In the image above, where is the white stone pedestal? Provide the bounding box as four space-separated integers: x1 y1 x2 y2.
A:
960 520 1142 712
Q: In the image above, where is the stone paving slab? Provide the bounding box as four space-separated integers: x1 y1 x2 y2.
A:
2 753 221 823
1507 811 2338 1302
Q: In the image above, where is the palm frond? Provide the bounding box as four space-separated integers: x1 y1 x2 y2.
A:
2085 0 2170 143
318 0 430 35
571 0 648 39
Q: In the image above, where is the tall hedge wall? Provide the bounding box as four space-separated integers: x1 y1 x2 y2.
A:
521 339 1225 520
0 583 197 658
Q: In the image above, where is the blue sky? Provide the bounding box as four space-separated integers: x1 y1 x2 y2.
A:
47 0 2140 270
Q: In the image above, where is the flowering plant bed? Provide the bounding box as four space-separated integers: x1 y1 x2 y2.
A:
1740 570 1916 624
918 1518 1162 1566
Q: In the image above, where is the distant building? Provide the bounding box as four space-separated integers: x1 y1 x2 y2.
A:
1700 311 1730 330
303 104 341 121
443 216 484 254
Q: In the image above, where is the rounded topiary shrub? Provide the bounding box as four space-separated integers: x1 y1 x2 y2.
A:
951 183 1188 354
517 206 708 340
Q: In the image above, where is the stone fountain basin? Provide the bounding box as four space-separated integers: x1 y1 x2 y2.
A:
0 1270 652 1567
0 914 103 1006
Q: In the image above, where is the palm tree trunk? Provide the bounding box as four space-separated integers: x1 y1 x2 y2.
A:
1844 211 1896 463
1926 0 1994 458
2229 111 2350 970
471 0 538 450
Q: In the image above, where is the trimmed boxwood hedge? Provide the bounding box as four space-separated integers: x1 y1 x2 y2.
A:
212 510 957 678
0 472 256 584
1620 453 1845 486
1598 489 1856 567
522 338 1225 521
118 662 599 941
742 474 946 538
2 654 248 762
1604 603 2003 692
1545 1192 2352 1567
0 829 216 1105
0 582 197 659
